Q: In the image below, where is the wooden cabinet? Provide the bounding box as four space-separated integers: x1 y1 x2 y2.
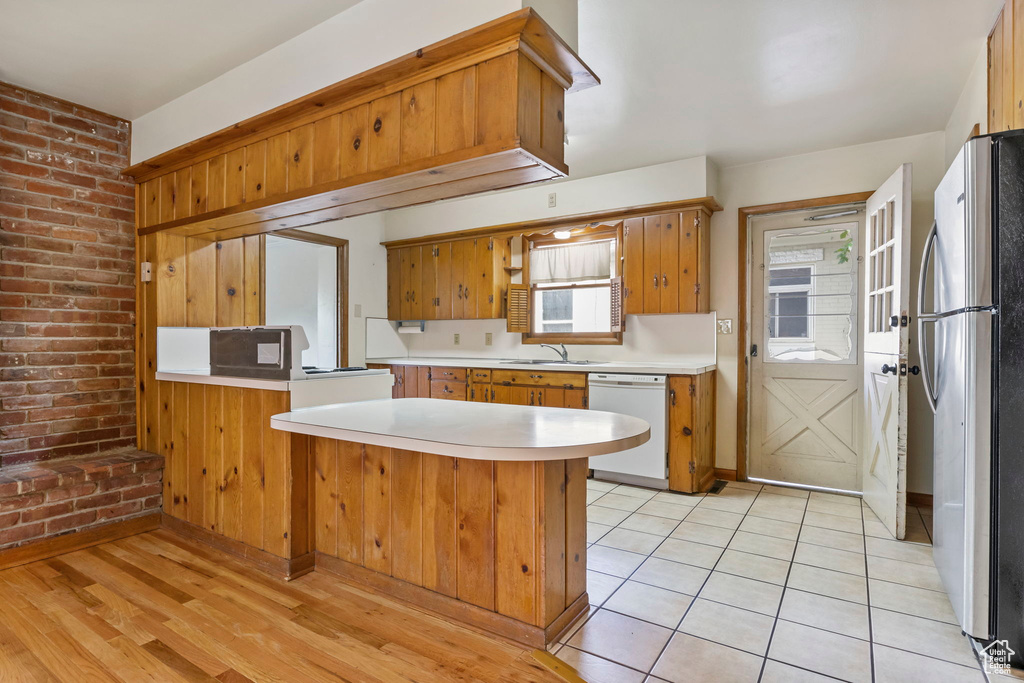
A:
624 208 711 315
428 366 467 400
374 364 588 408
667 372 716 493
387 237 510 320
491 369 586 390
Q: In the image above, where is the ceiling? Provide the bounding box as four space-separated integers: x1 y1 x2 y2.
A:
566 0 1002 173
0 0 1003 172
0 0 359 119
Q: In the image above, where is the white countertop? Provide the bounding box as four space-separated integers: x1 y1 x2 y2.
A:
366 356 716 375
155 368 389 391
270 398 650 461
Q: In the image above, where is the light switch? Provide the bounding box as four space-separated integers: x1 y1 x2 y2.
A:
454 333 460 345
548 192 557 208
485 333 493 346
717 319 733 334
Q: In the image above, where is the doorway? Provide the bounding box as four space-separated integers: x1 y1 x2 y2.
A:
747 203 866 491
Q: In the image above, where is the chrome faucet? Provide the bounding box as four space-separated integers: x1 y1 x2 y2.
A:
540 343 569 362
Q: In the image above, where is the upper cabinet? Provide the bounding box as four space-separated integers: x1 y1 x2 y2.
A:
623 207 712 315
384 199 718 322
124 9 598 243
388 237 510 320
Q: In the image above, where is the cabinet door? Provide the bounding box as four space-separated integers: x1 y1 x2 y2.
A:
491 384 511 404
403 365 418 398
392 366 405 398
435 242 453 320
421 244 437 320
667 376 695 493
624 218 644 315
509 386 532 406
565 388 586 409
658 213 680 313
417 367 431 397
386 249 402 320
400 246 422 319
642 215 663 314
451 239 469 320
537 387 563 408
678 209 700 313
469 382 491 402
430 380 466 400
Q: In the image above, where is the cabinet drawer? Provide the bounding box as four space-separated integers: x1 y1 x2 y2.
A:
491 369 587 389
468 368 492 383
430 366 466 383
430 380 467 400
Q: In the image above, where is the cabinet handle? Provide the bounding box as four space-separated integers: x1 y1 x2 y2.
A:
530 390 535 405
662 274 668 288
443 386 452 394
529 374 543 379
538 391 543 406
405 291 410 301
458 283 463 299
653 275 659 289
669 389 676 406
491 388 495 401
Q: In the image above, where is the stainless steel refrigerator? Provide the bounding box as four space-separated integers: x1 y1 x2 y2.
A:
922 130 1024 666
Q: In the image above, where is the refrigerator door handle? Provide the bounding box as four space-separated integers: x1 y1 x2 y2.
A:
917 220 939 414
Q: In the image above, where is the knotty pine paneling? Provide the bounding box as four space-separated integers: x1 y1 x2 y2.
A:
311 438 586 630
989 3 1024 133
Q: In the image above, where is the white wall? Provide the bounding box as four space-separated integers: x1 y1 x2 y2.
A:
713 131 947 494
307 213 388 367
944 44 989 166
383 156 714 240
131 0 523 162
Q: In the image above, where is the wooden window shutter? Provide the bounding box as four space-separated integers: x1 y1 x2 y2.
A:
506 284 529 333
610 276 623 332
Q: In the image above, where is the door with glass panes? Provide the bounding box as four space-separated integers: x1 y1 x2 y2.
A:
748 206 865 491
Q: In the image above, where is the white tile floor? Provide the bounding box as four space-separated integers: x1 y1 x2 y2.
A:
554 479 993 683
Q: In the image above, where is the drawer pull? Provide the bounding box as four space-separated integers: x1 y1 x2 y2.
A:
529 374 543 379
662 274 668 288
653 275 659 289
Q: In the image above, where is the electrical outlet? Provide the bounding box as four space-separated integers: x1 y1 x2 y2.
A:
354 303 362 318
547 192 557 208
454 333 460 345
717 319 733 334
485 332 493 346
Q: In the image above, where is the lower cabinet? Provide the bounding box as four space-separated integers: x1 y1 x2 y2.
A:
667 372 717 493
369 364 716 493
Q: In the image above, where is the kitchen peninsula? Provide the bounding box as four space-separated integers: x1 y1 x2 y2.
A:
271 398 650 647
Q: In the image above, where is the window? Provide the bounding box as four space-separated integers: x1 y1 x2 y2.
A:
264 232 348 369
524 225 622 344
768 267 813 340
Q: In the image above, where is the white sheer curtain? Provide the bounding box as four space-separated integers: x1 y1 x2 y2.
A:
530 241 612 284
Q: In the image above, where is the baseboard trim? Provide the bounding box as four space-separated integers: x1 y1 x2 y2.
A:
314 551 587 648
907 492 933 509
160 513 312 581
0 513 160 571
713 468 737 481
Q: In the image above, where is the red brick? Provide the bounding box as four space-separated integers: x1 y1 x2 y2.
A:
45 510 96 534
120 483 161 501
45 482 97 502
1 99 50 121
0 511 19 529
0 493 44 511
24 180 75 198
0 522 44 546
21 501 73 522
73 491 120 510
95 500 141 521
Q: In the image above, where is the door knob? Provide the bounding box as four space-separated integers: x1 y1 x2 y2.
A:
908 365 921 375
881 364 898 375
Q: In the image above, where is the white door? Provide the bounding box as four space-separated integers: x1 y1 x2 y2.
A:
748 207 865 490
862 164 912 539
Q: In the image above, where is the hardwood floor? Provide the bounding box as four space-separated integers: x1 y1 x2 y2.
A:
0 529 566 682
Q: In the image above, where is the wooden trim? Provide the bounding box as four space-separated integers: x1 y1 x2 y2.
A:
0 513 160 571
124 8 597 181
381 196 723 248
543 592 590 643
159 513 313 580
314 552 587 648
713 468 737 482
736 192 873 483
261 230 350 367
531 649 588 683
907 492 933 509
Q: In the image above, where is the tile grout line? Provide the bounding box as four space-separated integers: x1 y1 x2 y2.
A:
755 488 811 683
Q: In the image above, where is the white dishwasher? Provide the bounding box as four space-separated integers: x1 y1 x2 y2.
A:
588 374 668 488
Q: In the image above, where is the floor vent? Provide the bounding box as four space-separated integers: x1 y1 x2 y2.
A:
706 480 728 495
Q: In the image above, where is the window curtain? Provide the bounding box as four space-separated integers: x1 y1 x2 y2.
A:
530 241 612 284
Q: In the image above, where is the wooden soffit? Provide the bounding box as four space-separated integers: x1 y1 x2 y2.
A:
380 196 724 249
126 8 599 242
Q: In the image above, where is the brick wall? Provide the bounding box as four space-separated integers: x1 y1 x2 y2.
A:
0 82 135 467
0 451 162 549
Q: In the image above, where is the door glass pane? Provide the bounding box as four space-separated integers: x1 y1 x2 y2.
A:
763 222 858 363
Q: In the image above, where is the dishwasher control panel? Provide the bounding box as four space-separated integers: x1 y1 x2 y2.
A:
589 373 666 385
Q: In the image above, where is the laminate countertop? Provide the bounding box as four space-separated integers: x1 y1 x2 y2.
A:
366 356 716 375
270 397 650 461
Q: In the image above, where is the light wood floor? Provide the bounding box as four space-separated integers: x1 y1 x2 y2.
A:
0 530 566 682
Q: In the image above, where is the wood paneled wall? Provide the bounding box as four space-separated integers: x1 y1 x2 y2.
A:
311 439 588 630
989 1 1024 133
